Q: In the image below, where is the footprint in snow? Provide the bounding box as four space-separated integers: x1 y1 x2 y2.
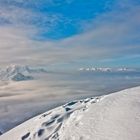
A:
65 107 72 112
37 129 45 137
42 119 55 127
21 132 30 140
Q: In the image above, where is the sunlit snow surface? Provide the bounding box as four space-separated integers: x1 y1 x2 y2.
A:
0 86 140 140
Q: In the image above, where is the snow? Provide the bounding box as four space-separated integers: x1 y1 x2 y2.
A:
78 67 137 72
11 73 33 81
0 65 47 81
0 86 140 140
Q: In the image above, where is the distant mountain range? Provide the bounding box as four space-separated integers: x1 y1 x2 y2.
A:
0 65 47 81
78 67 138 72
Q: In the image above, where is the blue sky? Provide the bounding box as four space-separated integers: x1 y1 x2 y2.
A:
0 0 114 39
0 0 140 69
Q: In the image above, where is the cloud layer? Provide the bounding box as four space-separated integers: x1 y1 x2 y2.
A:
0 0 139 69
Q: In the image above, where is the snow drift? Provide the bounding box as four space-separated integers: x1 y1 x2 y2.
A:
0 86 140 140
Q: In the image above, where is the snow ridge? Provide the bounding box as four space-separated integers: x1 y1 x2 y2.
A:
0 96 103 140
1 86 140 140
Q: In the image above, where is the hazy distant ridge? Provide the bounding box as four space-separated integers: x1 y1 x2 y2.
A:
78 67 138 72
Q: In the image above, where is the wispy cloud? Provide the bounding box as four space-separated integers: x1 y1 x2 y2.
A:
0 0 139 68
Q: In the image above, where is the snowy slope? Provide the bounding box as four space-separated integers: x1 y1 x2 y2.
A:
0 86 140 140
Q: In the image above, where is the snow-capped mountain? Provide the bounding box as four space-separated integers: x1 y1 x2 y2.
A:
10 73 33 81
78 67 136 72
0 86 140 140
0 65 47 81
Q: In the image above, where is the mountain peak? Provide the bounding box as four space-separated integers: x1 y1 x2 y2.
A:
5 64 30 74
0 64 47 81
